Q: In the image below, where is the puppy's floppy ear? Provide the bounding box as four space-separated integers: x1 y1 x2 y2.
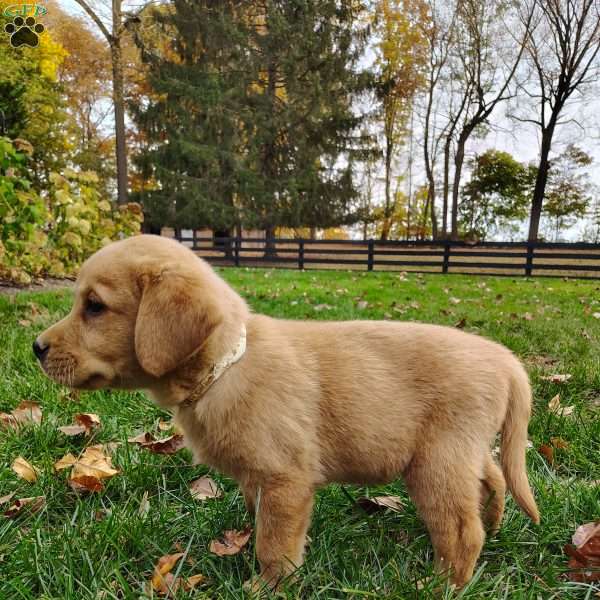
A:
135 265 221 377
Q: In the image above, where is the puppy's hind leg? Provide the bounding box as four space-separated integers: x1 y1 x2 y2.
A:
480 454 506 534
404 448 485 588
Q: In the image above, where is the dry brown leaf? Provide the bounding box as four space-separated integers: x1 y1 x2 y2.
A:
69 475 104 494
565 521 600 582
454 318 467 329
0 400 42 428
139 434 185 455
128 431 156 445
538 444 554 464
58 424 88 436
356 495 404 514
54 453 78 471
158 420 172 432
547 394 574 417
542 373 572 384
12 457 39 482
71 446 119 480
4 496 45 518
150 553 185 595
18 319 31 327
0 492 16 505
55 447 118 491
59 413 101 437
189 477 221 501
550 437 570 450
184 574 205 590
138 491 150 518
449 297 461 305
209 526 252 556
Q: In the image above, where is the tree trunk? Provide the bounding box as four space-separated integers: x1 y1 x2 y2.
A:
381 138 393 241
528 127 554 242
442 135 452 239
111 39 128 205
451 133 468 239
264 225 277 258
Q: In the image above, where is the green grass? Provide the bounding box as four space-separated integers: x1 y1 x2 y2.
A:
1 269 599 599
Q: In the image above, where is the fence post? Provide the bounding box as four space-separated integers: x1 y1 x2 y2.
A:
367 239 374 271
442 240 451 274
525 242 534 277
234 236 240 267
298 240 304 270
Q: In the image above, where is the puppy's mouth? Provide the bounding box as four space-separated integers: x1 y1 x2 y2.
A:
42 354 112 390
42 354 78 388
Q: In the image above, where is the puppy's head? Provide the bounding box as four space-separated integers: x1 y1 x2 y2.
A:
34 235 243 391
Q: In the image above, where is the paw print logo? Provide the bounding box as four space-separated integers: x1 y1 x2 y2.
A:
4 16 45 48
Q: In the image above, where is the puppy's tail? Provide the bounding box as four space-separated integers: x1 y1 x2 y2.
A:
501 366 540 524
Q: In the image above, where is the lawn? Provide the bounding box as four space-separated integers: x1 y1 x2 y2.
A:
0 268 599 599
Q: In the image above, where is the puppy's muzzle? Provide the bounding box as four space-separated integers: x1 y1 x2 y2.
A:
33 339 49 362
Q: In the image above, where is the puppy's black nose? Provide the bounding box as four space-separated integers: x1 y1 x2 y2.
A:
33 339 49 361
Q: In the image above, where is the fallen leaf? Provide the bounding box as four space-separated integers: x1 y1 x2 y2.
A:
0 492 16 505
158 420 172 432
150 553 184 595
58 424 88 436
565 521 600 582
209 526 252 556
138 491 150 518
547 394 575 417
538 444 554 464
548 394 561 412
58 413 101 437
0 400 42 428
184 574 205 590
550 437 570 449
356 300 369 310
454 318 467 329
449 297 461 305
313 303 333 311
139 434 185 455
4 496 45 518
523 312 534 321
54 453 78 471
55 446 118 492
69 475 104 493
128 431 156 445
356 495 404 514
12 457 39 482
542 373 572 384
18 319 31 327
190 477 221 501
592 313 600 319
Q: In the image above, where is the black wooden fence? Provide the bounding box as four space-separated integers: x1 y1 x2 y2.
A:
173 233 600 279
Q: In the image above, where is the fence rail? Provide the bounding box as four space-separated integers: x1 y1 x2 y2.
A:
173 233 600 279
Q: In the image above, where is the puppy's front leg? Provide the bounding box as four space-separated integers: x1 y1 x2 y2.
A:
252 476 314 589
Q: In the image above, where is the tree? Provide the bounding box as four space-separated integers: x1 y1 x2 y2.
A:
448 0 532 239
0 13 69 185
459 150 534 240
519 0 600 241
372 0 429 240
71 0 131 204
542 145 592 240
132 0 372 241
45 7 115 187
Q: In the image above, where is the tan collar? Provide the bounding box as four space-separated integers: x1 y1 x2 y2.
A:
181 325 247 409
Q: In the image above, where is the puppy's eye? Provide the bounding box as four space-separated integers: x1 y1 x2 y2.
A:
86 299 105 316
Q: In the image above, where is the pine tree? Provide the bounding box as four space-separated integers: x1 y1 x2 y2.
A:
131 0 372 236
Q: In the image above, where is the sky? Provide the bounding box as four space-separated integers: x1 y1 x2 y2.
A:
47 1 600 239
